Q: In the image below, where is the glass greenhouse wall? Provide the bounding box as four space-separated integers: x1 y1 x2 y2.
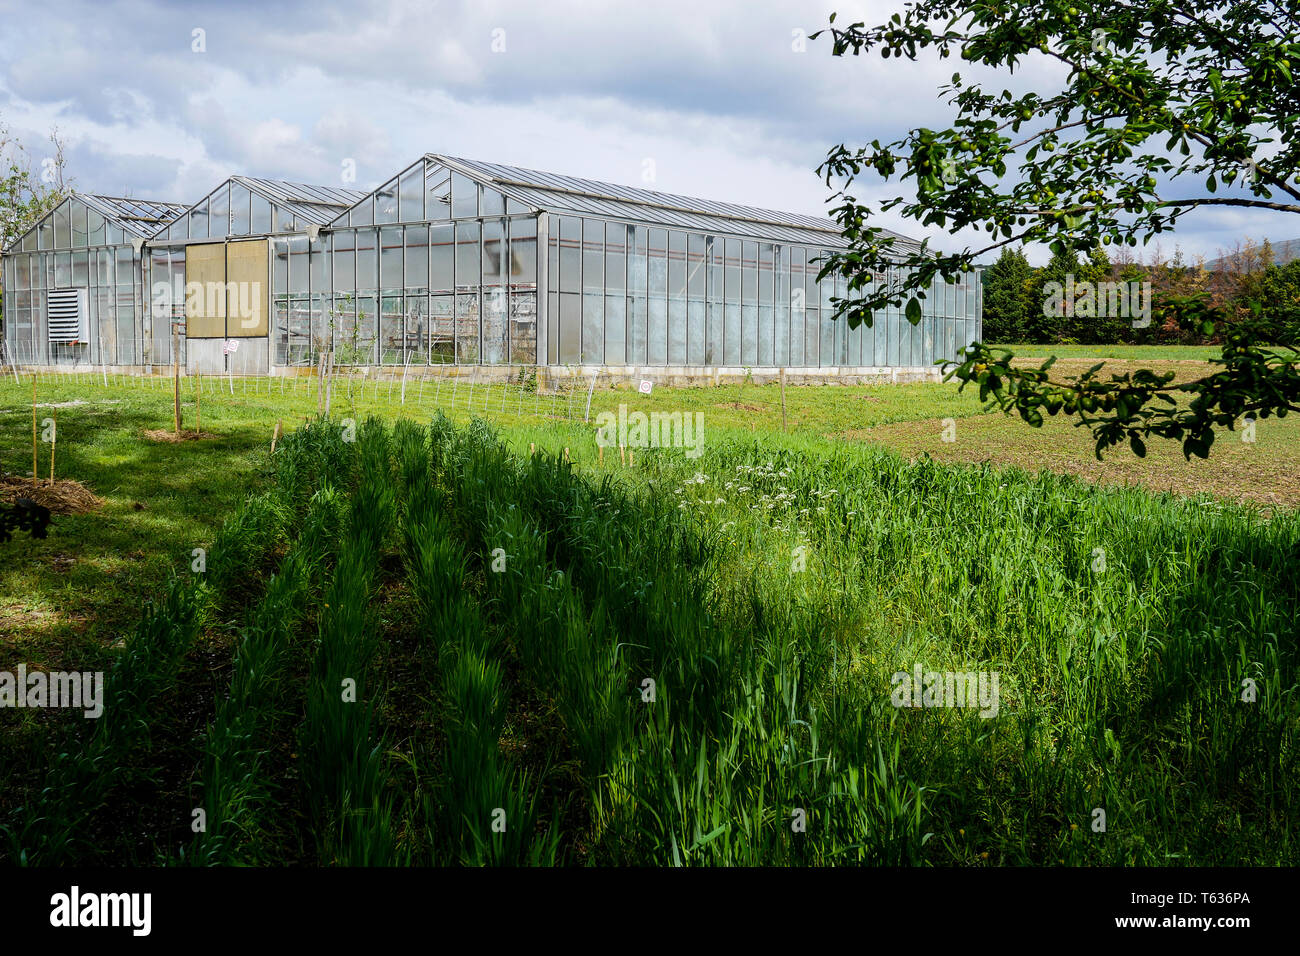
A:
1 194 186 365
2 154 982 373
268 155 981 369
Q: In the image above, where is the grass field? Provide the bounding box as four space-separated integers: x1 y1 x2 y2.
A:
0 351 1296 865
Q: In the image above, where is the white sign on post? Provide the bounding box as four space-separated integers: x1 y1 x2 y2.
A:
223 339 240 355
638 379 653 395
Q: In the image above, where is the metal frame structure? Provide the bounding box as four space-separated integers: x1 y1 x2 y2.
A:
2 155 982 372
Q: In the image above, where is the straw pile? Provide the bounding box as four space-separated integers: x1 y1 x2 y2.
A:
0 475 104 515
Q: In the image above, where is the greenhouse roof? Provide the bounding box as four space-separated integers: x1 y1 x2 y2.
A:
74 193 189 237
432 153 923 251
230 177 366 225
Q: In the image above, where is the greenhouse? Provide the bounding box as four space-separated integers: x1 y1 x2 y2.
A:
2 154 983 378
1 193 188 366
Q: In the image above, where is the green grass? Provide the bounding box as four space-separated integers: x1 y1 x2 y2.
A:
991 343 1223 361
2 352 1296 866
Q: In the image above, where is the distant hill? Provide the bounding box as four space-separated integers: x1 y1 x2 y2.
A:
1204 239 1300 271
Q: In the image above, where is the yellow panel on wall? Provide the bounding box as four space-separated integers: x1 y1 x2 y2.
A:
225 239 268 338
185 243 226 339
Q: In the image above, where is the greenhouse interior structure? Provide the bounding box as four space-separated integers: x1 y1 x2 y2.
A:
1 153 982 382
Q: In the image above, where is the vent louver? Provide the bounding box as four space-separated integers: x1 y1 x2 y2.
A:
48 289 88 344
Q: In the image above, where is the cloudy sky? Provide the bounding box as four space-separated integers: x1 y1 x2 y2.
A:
0 0 1290 264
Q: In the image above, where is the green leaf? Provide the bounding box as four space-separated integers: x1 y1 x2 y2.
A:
905 297 922 325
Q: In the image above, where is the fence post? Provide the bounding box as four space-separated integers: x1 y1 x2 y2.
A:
780 367 788 433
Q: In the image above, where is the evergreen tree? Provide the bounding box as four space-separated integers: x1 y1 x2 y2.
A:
979 246 1034 342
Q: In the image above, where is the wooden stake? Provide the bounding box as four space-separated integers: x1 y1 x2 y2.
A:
563 447 569 463
598 444 604 464
172 322 181 435
628 449 635 466
48 408 56 486
270 419 282 454
780 367 788 433
529 442 536 455
619 444 626 466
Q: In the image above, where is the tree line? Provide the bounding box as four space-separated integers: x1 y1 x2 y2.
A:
980 239 1300 345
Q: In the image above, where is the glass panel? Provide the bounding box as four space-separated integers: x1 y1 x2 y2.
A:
21 229 34 251
431 223 454 292
627 226 647 365
405 224 429 292
558 292 580 364
402 293 427 362
55 252 72 287
647 228 667 365
209 183 229 237
351 195 374 227
87 208 105 246
482 219 507 364
558 216 580 294
311 233 331 298
380 225 403 292
72 250 89 287
456 292 479 362
328 294 353 357
375 177 399 223
70 201 88 247
333 229 355 298
758 243 774 366
805 252 819 366
273 240 289 297
106 223 123 245
582 219 603 363
355 229 378 292
510 291 537 364
192 200 212 240
356 294 378 363
276 204 295 233
741 241 758 365
400 164 424 222
724 238 740 365
289 235 310 295
380 293 403 363
250 193 272 234
480 187 505 217
231 183 252 234
451 172 477 218
431 294 455 363
455 221 480 290
667 231 686 364
53 201 70 249
455 221 480 363
509 216 537 289
774 246 789 366
707 238 721 365
425 163 452 219
38 217 53 250
603 222 625 366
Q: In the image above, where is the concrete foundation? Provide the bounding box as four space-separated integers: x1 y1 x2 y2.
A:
11 362 945 387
